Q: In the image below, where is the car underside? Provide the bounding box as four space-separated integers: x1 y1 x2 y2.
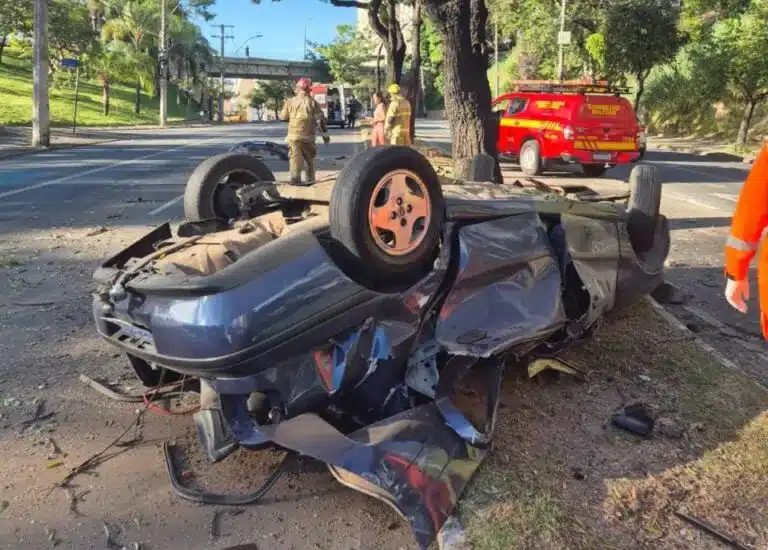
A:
92 145 670 549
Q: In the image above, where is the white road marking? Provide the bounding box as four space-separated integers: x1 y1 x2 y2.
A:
711 192 738 202
651 161 745 182
0 137 223 200
149 194 184 216
665 192 723 211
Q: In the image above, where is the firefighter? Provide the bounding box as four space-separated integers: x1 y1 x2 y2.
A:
724 139 768 337
279 77 330 186
384 83 412 146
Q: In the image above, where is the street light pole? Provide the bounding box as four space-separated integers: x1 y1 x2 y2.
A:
159 0 167 128
558 0 567 82
494 21 499 98
32 0 50 147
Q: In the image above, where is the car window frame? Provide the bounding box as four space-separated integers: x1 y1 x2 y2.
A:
506 97 528 116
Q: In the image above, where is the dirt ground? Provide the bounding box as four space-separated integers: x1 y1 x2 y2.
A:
460 301 768 550
1 204 766 550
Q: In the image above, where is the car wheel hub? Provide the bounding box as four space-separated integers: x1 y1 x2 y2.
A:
368 169 431 256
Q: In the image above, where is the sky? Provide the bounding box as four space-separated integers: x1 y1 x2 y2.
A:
200 0 358 61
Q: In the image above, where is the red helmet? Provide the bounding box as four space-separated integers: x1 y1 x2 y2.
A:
296 78 311 91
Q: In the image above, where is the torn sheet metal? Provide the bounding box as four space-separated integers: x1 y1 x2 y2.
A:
436 213 566 357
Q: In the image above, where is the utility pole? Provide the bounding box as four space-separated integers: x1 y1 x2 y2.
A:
32 0 50 147
159 0 167 128
494 21 499 98
211 24 234 122
557 0 568 82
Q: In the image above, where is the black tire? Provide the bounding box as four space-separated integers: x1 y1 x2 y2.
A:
184 153 275 221
626 164 663 254
582 164 608 178
519 139 542 176
329 146 444 288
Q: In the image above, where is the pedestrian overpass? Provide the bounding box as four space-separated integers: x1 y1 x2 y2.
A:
206 56 326 81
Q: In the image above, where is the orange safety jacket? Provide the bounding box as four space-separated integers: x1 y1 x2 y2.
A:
724 140 768 338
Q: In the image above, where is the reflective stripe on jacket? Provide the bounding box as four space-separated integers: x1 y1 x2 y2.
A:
724 141 768 337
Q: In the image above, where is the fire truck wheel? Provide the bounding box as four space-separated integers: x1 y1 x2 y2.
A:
519 139 542 176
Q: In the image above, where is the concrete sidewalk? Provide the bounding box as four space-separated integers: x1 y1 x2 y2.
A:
648 135 763 164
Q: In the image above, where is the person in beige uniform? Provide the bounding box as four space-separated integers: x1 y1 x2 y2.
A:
279 78 329 185
384 83 412 145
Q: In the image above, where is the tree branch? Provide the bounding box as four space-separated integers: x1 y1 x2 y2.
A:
368 0 389 43
329 0 370 8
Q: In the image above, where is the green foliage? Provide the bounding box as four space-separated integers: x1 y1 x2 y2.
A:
420 14 444 109
258 80 293 117
643 40 727 133
711 9 768 103
49 0 98 61
602 0 684 85
0 0 31 38
315 24 372 86
585 32 605 76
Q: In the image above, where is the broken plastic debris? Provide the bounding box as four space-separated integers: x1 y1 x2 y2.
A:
611 402 655 436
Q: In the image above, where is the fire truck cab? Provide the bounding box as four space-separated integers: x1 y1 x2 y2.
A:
493 81 641 177
311 83 352 128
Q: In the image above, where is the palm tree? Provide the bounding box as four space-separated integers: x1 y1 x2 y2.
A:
101 0 158 113
88 40 131 116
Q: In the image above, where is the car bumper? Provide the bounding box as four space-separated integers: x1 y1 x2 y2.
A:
559 149 640 165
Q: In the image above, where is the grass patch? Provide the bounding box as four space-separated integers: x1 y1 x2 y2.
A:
0 50 197 127
0 257 22 269
460 299 768 549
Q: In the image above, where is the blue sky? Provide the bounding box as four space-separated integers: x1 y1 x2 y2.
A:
201 0 357 61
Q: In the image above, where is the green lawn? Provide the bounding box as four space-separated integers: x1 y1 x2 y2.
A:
0 50 198 127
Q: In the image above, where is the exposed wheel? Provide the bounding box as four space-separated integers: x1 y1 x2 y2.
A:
626 164 663 254
582 164 608 178
184 153 275 221
519 139 542 176
330 146 444 288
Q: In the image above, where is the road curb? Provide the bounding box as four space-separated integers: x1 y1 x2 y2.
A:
651 143 755 164
0 137 126 161
645 295 768 392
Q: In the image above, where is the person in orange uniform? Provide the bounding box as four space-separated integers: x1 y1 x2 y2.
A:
724 139 768 336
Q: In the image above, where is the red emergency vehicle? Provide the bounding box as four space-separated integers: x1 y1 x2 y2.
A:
492 80 641 177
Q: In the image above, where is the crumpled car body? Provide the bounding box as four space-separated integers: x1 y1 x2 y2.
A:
92 186 669 549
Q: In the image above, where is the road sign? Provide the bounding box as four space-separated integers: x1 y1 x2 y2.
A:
61 58 79 69
558 31 572 45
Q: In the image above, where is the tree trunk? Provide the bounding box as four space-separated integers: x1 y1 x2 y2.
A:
633 70 648 111
423 0 500 181
403 1 422 142
102 81 110 116
736 98 757 147
384 0 406 85
376 42 384 92
135 81 141 114
0 38 5 65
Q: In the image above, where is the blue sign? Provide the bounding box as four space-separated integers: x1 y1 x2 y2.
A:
61 58 79 69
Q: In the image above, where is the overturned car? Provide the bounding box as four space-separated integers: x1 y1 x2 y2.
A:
92 145 669 549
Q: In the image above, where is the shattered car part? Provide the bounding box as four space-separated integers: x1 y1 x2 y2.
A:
229 140 290 161
92 148 669 549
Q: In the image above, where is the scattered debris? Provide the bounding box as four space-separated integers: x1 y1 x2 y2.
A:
675 510 753 550
528 357 586 380
611 402 655 437
66 488 90 517
656 417 685 439
651 282 687 305
46 437 66 458
572 467 586 480
18 400 56 432
0 500 9 513
47 459 64 469
45 527 61 547
86 226 109 237
106 214 124 220
638 374 652 383
210 508 245 541
78 374 143 403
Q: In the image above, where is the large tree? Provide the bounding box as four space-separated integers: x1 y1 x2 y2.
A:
421 0 499 180
601 0 684 110
102 0 159 113
710 8 768 146
0 0 30 64
315 24 372 86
